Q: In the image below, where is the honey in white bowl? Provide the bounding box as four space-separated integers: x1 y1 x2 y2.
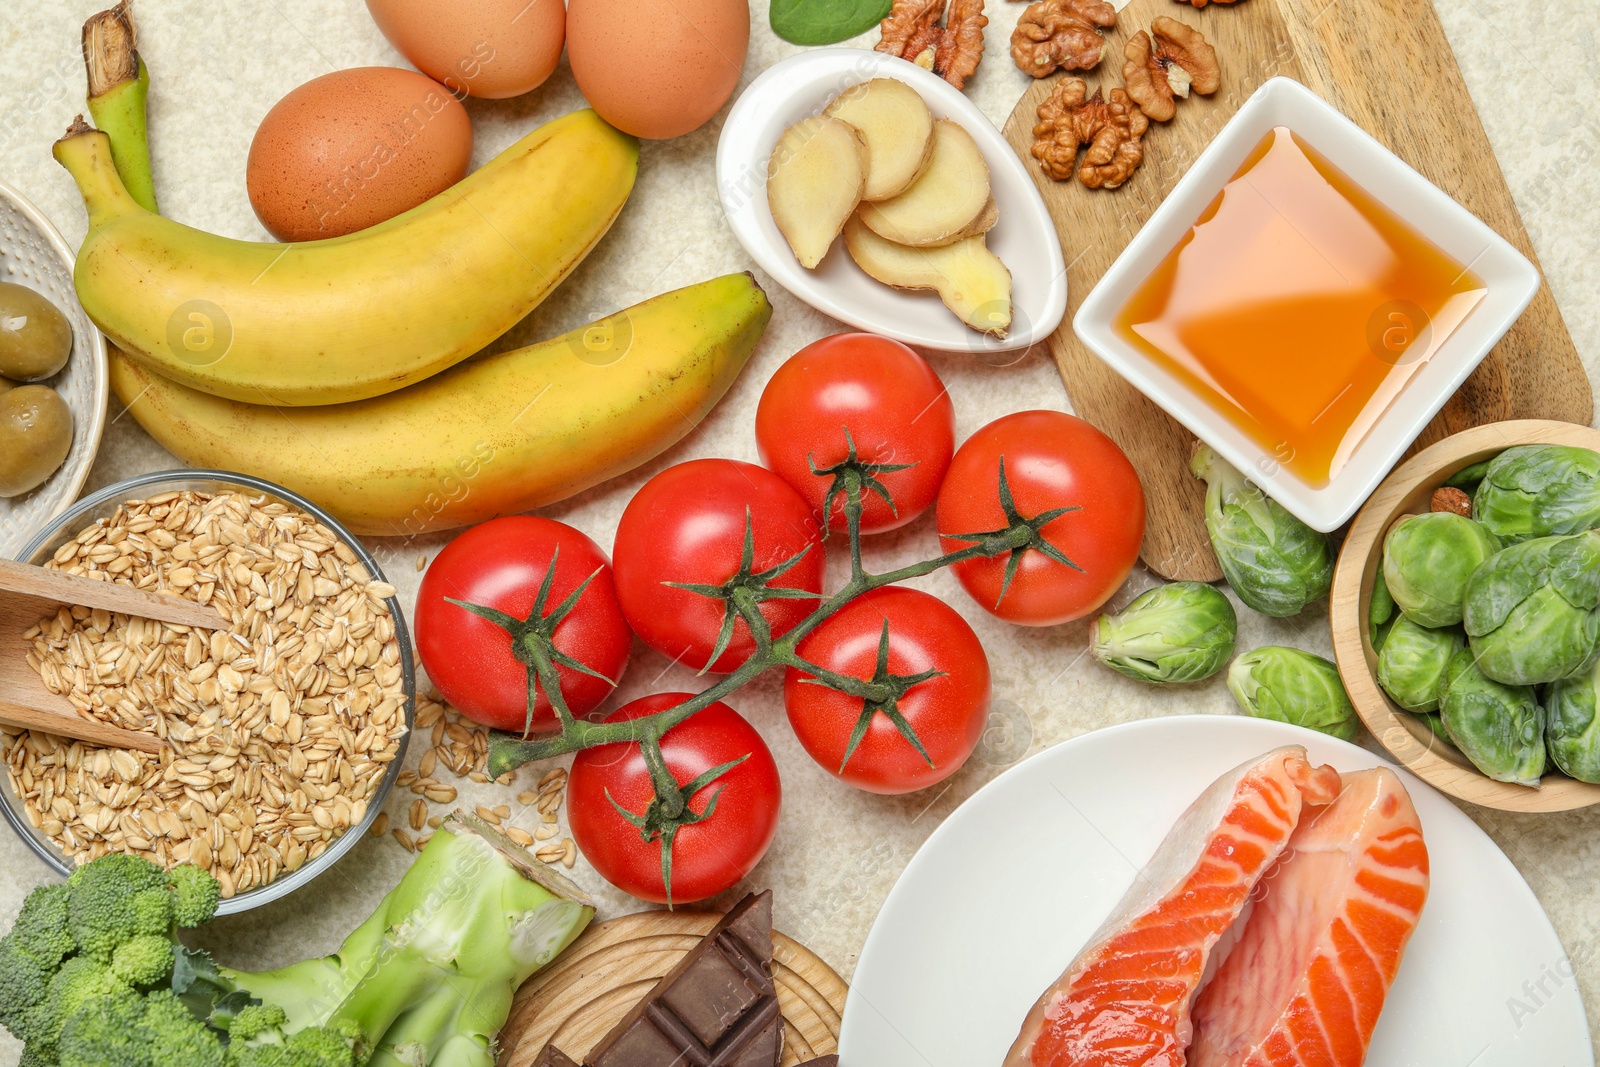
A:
1114 126 1486 487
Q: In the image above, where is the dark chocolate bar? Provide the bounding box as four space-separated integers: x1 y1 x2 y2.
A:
534 1045 581 1067
586 891 782 1067
794 1058 838 1067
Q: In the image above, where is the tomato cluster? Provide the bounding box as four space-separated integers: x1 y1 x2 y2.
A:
414 332 1146 904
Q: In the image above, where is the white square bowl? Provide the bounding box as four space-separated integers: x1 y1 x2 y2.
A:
1073 77 1540 532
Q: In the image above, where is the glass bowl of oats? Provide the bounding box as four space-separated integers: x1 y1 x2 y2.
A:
1 470 414 914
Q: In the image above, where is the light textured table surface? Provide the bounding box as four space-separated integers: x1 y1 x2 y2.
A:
2 1 1598 1062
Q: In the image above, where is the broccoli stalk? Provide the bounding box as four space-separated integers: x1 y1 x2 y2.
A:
206 815 594 1066
0 814 594 1066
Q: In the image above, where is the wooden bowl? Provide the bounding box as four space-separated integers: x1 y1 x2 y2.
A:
1330 420 1600 812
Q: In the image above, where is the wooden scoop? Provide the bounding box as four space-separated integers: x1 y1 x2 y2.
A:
0 558 228 753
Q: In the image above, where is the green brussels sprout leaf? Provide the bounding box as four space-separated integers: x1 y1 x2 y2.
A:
1462 531 1600 686
1090 582 1237 684
1547 658 1600 784
1438 649 1545 786
1472 445 1600 544
1376 616 1463 712
1381 512 1497 628
1190 446 1333 618
1442 458 1494 493
1226 646 1360 740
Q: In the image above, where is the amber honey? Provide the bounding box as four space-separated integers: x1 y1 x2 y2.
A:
1114 126 1487 486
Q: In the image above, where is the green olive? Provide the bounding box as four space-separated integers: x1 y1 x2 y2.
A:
0 385 74 497
0 281 73 381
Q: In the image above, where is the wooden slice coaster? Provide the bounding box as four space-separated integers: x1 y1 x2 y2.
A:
500 909 849 1066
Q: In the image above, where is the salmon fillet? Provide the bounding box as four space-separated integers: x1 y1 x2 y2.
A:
1189 767 1429 1067
1005 746 1343 1067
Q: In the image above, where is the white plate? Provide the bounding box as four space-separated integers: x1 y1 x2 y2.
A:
0 179 108 558
716 48 1066 354
840 715 1591 1067
1073 78 1538 532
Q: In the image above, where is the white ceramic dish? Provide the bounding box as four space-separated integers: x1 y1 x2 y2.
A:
0 179 108 558
1073 77 1539 532
717 48 1067 354
840 715 1591 1067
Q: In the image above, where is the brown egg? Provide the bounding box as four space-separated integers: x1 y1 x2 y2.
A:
247 67 472 242
365 0 565 100
567 0 749 141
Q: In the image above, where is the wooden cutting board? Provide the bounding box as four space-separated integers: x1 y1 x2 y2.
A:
498 910 847 1066
1000 0 1592 582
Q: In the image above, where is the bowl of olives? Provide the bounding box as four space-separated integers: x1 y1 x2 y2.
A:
1330 420 1600 812
0 179 108 556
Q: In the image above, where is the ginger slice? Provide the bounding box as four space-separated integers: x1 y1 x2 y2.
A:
858 119 991 247
844 213 1012 336
824 79 936 202
768 116 868 270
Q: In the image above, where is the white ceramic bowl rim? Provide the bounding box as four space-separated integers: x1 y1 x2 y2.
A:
3 469 414 915
717 47 1068 354
0 178 109 556
1072 77 1540 532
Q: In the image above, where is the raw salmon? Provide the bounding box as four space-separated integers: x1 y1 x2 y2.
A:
1005 746 1343 1067
1189 767 1429 1067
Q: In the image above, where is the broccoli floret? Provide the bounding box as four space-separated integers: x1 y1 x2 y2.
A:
226 1004 356 1067
168 864 222 927
229 1004 290 1043
57 988 224 1067
6 884 74 968
65 853 169 960
112 933 176 987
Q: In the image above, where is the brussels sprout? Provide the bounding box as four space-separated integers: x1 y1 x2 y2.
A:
1472 445 1600 544
1438 649 1545 786
1370 570 1396 653
1381 512 1498 628
1190 446 1332 618
1547 659 1600 783
1376 616 1463 712
1226 647 1360 740
1090 582 1237 684
1462 531 1600 686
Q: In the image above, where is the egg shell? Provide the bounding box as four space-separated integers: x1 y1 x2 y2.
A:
247 67 473 242
567 0 749 141
365 0 565 100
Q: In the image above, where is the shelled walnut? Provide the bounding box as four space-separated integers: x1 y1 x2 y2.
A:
877 0 989 90
1010 0 1116 78
1123 17 1220 122
1032 76 1149 189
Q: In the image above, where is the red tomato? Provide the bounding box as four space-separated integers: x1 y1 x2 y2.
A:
568 693 781 904
755 333 954 534
936 410 1145 626
414 516 630 733
612 459 825 673
785 587 990 794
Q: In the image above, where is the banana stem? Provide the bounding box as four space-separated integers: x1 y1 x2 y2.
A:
82 1 157 212
53 124 145 229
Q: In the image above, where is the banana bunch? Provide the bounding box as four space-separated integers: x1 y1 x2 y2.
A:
55 112 638 406
63 9 772 534
112 275 772 536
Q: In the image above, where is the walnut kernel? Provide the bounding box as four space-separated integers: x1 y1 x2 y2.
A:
1032 76 1149 189
1010 0 1117 79
1123 17 1221 122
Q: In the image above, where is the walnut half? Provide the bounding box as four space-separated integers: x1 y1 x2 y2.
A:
1010 0 1117 79
877 0 989 91
1123 17 1220 122
1031 76 1149 189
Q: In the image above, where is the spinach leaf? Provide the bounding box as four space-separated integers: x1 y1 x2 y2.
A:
771 0 896 46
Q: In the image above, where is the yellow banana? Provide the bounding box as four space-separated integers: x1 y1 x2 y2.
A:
56 110 638 406
110 274 772 537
